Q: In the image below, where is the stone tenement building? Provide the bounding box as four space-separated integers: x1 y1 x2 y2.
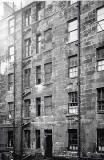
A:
1 0 104 159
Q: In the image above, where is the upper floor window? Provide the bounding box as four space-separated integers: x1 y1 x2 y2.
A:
36 34 42 54
97 7 104 32
25 9 31 26
97 87 104 112
9 19 14 34
44 95 52 115
8 131 13 147
68 55 78 78
70 0 78 5
8 46 14 63
36 65 41 85
44 28 52 50
24 38 31 58
44 62 52 82
8 73 13 91
36 2 44 21
97 47 104 71
36 97 41 117
24 99 30 118
68 129 78 151
24 130 30 148
68 92 78 115
97 129 104 152
8 102 14 119
68 19 78 43
24 69 31 88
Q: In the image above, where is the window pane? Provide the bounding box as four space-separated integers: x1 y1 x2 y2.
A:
98 60 104 71
97 20 104 32
68 30 78 43
68 20 77 32
97 8 104 21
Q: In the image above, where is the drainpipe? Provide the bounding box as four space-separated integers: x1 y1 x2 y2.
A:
78 1 81 160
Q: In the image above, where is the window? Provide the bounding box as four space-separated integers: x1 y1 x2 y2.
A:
24 38 31 58
97 47 104 71
68 92 78 115
70 0 78 5
9 19 14 34
68 129 78 151
24 99 30 117
25 9 31 26
68 19 78 43
36 66 41 85
68 55 78 78
24 69 31 88
44 95 52 115
36 34 41 53
8 131 13 147
44 62 52 82
36 130 40 149
8 46 14 63
8 102 14 119
97 88 104 112
36 2 44 21
8 73 13 91
36 97 41 117
44 29 52 50
97 129 104 152
97 7 104 32
24 130 30 148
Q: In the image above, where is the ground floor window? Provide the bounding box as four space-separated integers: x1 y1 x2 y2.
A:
8 131 13 147
97 129 104 152
68 129 78 151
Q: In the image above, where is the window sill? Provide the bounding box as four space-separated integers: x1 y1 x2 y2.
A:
43 48 53 53
23 55 32 60
43 81 53 86
66 40 78 45
97 111 104 114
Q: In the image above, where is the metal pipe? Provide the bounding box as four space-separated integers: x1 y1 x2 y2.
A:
78 1 81 160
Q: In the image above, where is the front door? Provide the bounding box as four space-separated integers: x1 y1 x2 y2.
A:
45 130 52 157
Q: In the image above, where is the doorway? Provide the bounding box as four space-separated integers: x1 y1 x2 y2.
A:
45 130 52 157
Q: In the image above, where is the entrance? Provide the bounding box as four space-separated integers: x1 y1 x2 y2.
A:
45 130 52 157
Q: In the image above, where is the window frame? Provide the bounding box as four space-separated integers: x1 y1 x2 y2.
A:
8 46 14 63
36 34 42 54
24 68 31 88
8 18 14 35
44 62 52 82
36 97 41 117
8 131 13 147
97 7 104 32
97 47 104 71
24 130 30 148
97 129 104 152
68 129 78 151
36 130 40 149
24 99 31 118
8 102 14 119
8 73 14 91
68 19 78 43
68 55 78 78
24 38 31 58
25 8 31 27
68 92 78 115
36 65 41 85
97 87 104 113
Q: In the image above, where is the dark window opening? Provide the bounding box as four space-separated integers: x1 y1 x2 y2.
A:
8 73 13 91
97 88 104 112
36 66 41 85
36 97 41 117
8 131 13 147
97 129 104 152
24 130 30 148
24 99 31 117
24 69 31 88
25 9 31 26
36 130 40 149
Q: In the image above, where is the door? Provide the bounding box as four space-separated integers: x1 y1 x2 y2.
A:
45 130 52 157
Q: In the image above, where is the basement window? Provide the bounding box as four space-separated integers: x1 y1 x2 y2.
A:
25 9 31 26
8 73 14 91
24 69 31 88
8 102 14 119
97 47 104 71
97 129 104 152
36 130 40 149
97 88 104 113
44 62 52 82
8 46 14 63
8 131 13 147
68 129 78 151
24 130 30 148
36 34 42 54
97 7 104 32
68 19 78 43
24 99 30 118
24 38 31 58
36 97 41 117
36 65 41 85
68 55 78 78
9 18 14 34
68 92 78 115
